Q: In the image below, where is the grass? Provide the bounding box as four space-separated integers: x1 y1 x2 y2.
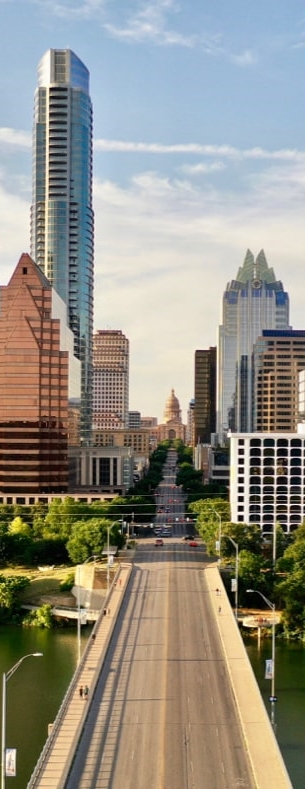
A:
0 565 75 605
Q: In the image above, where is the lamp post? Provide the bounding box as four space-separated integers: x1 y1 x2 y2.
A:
209 507 222 564
1 653 43 789
107 521 121 595
77 555 99 664
225 535 239 620
246 588 277 726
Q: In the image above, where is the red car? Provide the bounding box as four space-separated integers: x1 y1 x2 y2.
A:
155 538 164 547
189 541 198 547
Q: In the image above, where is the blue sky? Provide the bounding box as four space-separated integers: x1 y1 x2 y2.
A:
1 0 305 421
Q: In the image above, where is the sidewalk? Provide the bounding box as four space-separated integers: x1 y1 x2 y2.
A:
27 562 133 789
205 565 293 789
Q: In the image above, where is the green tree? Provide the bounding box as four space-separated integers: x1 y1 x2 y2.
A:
23 604 54 628
237 551 266 604
66 518 124 564
0 574 30 621
9 516 32 538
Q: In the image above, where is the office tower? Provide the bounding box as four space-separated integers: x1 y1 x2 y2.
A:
194 347 216 446
230 431 305 534
93 330 129 430
0 253 80 495
128 411 141 429
217 249 290 442
253 330 305 432
31 49 94 444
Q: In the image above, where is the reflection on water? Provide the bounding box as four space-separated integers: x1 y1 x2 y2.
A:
245 633 305 789
0 625 91 789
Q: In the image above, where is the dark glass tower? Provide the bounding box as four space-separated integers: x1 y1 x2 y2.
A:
31 49 94 443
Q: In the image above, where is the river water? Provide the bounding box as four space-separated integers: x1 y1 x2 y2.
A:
0 625 303 788
0 624 90 789
245 634 305 789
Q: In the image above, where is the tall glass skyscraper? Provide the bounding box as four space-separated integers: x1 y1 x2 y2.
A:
31 49 94 443
217 249 290 443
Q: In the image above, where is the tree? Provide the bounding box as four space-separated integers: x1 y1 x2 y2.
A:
237 551 267 604
0 574 30 622
66 518 124 565
9 516 32 538
23 604 54 628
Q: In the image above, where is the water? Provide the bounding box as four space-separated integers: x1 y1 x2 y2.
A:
0 625 91 789
245 635 305 789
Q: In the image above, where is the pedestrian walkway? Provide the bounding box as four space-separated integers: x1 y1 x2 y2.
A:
205 565 292 789
27 563 132 789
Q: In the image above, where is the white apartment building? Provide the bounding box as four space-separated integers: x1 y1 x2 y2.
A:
93 330 129 430
230 430 305 534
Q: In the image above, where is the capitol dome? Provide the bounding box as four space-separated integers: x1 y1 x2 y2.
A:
163 389 181 423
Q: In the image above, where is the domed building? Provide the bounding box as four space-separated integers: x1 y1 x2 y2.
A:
157 389 186 442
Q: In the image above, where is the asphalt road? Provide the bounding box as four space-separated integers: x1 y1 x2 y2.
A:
65 543 256 789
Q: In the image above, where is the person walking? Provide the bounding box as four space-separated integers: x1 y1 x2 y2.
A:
79 686 83 698
83 685 89 699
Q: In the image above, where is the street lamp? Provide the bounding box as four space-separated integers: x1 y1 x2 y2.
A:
225 535 239 620
1 653 43 789
107 521 121 595
209 507 222 564
77 555 99 664
246 588 277 726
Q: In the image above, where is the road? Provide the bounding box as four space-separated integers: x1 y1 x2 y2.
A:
65 554 255 788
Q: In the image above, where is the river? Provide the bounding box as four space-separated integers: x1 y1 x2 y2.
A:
0 624 90 789
245 634 305 789
0 625 304 788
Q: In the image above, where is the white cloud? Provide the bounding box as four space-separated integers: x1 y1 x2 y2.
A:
179 161 226 175
0 128 31 148
94 138 305 162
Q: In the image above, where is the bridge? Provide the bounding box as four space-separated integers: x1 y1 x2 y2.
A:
26 545 292 789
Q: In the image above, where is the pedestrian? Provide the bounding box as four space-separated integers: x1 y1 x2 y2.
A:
79 685 83 698
108 607 111 616
119 578 122 586
91 633 96 642
103 608 107 616
218 606 222 614
83 685 89 699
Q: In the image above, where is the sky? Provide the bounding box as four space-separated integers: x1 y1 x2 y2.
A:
1 1 305 422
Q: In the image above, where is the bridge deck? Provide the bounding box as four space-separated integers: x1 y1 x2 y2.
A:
27 560 292 789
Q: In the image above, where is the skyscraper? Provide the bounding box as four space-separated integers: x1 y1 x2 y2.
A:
253 330 305 432
217 249 290 442
0 253 80 495
193 347 216 446
31 49 94 444
92 330 129 430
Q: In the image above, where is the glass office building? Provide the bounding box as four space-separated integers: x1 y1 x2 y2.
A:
217 249 290 443
31 49 94 444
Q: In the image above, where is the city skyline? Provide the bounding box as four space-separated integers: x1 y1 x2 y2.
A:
1 2 305 421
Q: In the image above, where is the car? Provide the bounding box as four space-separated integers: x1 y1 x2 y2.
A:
182 534 194 541
189 541 198 547
155 538 164 546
